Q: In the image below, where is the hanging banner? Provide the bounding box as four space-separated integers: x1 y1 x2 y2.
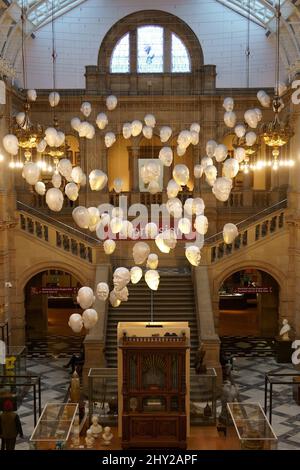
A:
31 287 78 296
234 287 272 294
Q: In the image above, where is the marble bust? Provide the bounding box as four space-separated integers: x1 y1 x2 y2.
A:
102 426 113 446
89 415 102 438
280 318 291 341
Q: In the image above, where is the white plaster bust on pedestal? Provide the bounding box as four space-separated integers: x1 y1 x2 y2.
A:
85 429 95 448
102 426 113 446
280 318 291 341
89 415 102 438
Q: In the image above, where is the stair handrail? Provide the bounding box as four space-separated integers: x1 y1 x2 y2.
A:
16 200 100 245
204 198 287 246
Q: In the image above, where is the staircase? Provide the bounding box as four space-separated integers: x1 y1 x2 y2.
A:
105 271 199 368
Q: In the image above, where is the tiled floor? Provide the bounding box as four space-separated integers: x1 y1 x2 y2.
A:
10 354 300 450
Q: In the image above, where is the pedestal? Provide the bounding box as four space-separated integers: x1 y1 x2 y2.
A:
274 337 293 363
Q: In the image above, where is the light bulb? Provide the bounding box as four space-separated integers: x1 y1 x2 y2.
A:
9 161 15 169
272 161 278 171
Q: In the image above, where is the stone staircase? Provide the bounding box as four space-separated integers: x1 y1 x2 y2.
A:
104 271 199 368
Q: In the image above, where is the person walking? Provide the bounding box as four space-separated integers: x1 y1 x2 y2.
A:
0 399 24 450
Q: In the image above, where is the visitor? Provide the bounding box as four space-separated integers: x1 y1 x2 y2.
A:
63 342 85 373
0 399 24 450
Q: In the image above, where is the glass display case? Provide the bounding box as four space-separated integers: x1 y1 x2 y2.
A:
227 402 278 450
88 368 118 426
190 368 217 425
29 403 78 450
0 346 27 376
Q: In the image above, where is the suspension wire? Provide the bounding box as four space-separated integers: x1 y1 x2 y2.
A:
21 0 27 90
275 0 281 97
245 0 250 89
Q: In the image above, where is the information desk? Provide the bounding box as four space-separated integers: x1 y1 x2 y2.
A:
29 403 78 450
227 402 277 450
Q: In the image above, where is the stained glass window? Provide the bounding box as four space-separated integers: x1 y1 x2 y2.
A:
110 33 130 73
137 26 164 73
171 33 191 72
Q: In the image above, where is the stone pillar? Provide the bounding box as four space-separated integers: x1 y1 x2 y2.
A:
128 144 139 191
193 266 221 384
83 264 111 392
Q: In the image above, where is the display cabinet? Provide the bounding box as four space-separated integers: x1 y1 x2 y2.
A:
0 346 26 376
29 403 78 450
227 402 278 450
120 330 189 449
88 368 118 426
190 368 217 425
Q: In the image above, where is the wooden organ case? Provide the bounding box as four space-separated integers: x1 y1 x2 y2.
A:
119 323 189 449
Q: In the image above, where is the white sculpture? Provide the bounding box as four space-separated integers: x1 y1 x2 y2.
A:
173 164 189 186
201 156 213 170
185 245 201 266
223 223 238 244
82 309 98 329
85 429 95 449
166 197 182 218
110 217 123 234
45 188 64 212
224 111 236 128
106 95 118 111
72 206 90 229
245 131 257 146
147 253 158 269
58 158 72 179
102 426 113 446
177 130 192 148
77 286 95 309
65 182 79 201
80 101 92 117
71 117 81 131
176 145 186 157
68 313 83 333
49 91 60 107
103 239 116 255
257 90 271 108
194 164 203 179
145 270 160 290
86 124 95 140
140 160 160 184
23 162 41 185
142 125 153 139
155 233 170 254
193 197 205 215
244 109 258 128
96 112 108 130
178 217 191 235
194 215 208 235
204 164 217 183
89 415 102 438
34 181 46 196
160 126 172 143
132 242 150 265
279 319 291 341
162 229 177 249
89 170 108 191
214 144 228 163
27 89 37 102
167 179 180 198
37 139 47 153
234 124 246 138
113 267 131 291
71 428 80 447
148 180 160 194
130 266 143 284
104 132 116 148
131 120 143 137
223 158 239 178
122 122 132 139
71 166 84 184
212 177 232 202
190 122 200 133
184 198 194 217
159 147 173 167
3 134 19 155
205 140 217 157
144 114 156 128
96 282 109 301
234 147 246 163
223 97 234 112
190 131 199 146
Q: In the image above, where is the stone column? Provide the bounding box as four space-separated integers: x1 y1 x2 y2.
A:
193 266 221 384
83 263 111 392
128 143 140 191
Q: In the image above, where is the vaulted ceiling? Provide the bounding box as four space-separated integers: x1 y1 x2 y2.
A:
0 0 300 79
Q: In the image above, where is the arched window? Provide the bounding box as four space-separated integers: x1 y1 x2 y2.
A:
110 33 130 73
110 25 191 74
171 33 190 72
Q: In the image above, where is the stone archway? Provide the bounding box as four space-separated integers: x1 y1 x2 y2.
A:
217 268 280 337
24 269 84 340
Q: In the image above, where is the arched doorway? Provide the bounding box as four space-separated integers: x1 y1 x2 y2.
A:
218 268 279 337
24 269 83 339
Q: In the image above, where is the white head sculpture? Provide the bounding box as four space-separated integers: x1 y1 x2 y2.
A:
194 215 208 235
45 188 64 212
205 140 217 157
190 122 200 133
166 197 182 218
49 91 60 107
82 309 98 329
122 122 132 139
23 162 41 185
80 101 92 117
96 282 109 301
77 286 95 309
223 97 234 112
71 166 84 184
194 164 203 179
244 109 258 128
245 131 257 146
130 266 143 284
212 177 233 202
132 242 150 265
167 179 181 198
35 181 46 196
27 89 37 102
131 120 143 137
155 233 170 254
51 171 62 189
103 239 116 255
144 222 158 239
234 124 246 138
223 223 238 244
142 125 153 139
160 126 172 143
224 111 237 128
201 156 214 170
178 217 191 235
173 164 189 186
147 253 158 270
3 134 19 155
185 245 201 266
113 267 131 291
104 132 116 148
89 170 108 191
65 182 79 201
145 270 160 291
162 229 177 249
234 147 246 163
68 313 83 333
159 147 173 167
72 206 90 229
214 144 228 163
106 95 118 111
96 112 108 130
144 114 156 128
223 158 239 178
71 117 81 132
